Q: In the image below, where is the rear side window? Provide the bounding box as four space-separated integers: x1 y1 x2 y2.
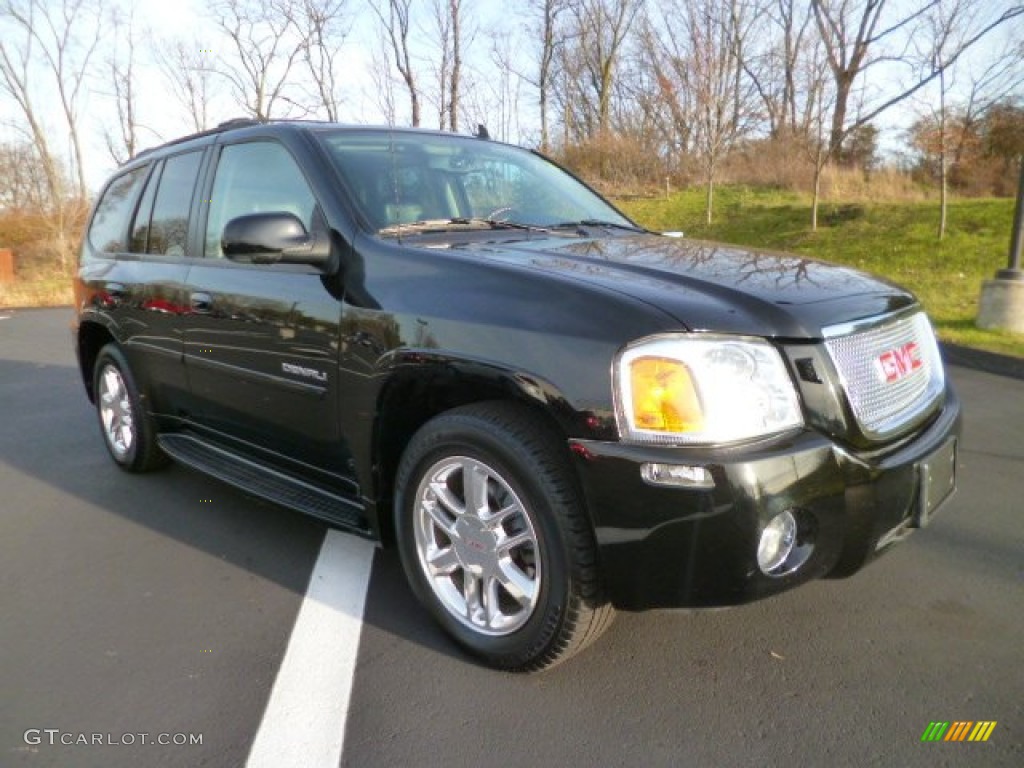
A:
130 163 161 253
87 166 148 254
130 150 204 257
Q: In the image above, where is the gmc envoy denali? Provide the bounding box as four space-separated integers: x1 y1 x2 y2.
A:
73 120 961 671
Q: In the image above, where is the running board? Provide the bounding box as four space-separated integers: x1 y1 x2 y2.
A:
158 433 368 533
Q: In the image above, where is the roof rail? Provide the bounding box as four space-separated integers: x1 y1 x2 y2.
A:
216 117 264 130
134 117 267 160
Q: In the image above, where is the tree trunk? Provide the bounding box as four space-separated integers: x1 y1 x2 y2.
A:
449 0 460 132
705 164 715 226
811 157 823 232
937 68 947 240
540 88 549 152
829 75 852 161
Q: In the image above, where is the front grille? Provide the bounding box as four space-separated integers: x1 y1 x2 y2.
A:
824 311 945 440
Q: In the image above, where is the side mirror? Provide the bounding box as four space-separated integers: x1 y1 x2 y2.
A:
222 212 331 268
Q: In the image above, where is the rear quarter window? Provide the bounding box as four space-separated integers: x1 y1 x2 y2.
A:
86 166 149 256
130 150 204 257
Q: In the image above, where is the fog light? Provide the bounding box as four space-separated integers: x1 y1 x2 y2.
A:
757 510 797 574
640 463 714 488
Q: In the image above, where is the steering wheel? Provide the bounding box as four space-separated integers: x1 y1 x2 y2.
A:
485 206 520 223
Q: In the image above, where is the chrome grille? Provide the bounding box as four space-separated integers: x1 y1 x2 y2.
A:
824 312 945 439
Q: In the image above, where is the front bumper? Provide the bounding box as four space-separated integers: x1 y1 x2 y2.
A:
570 385 961 610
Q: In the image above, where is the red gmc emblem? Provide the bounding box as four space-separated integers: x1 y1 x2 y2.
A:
877 342 922 383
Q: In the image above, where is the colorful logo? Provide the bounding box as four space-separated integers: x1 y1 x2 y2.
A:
921 721 997 742
877 341 922 383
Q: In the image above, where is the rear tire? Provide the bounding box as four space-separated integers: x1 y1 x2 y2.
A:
394 402 615 672
93 344 168 473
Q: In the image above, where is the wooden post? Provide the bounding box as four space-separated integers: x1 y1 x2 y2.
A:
0 249 14 284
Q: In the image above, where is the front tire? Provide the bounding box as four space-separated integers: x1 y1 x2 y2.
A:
394 402 614 672
93 344 168 472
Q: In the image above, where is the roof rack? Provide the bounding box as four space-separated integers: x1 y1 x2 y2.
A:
215 117 264 130
134 117 267 160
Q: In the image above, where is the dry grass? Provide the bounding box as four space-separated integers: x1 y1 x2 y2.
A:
0 268 74 309
0 203 84 309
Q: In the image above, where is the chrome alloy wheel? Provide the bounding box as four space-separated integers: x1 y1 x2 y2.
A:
413 456 541 636
98 364 135 458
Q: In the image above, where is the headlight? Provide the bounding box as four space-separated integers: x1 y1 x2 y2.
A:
613 335 803 444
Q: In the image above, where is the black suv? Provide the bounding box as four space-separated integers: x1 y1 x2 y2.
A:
74 120 960 671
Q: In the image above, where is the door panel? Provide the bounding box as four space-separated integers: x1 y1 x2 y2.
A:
182 140 355 488
181 264 350 483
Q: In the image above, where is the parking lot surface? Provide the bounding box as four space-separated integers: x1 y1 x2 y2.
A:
2 308 1021 767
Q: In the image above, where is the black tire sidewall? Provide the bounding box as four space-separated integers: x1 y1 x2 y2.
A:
395 414 573 666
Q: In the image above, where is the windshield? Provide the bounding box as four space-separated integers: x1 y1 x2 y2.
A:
315 129 636 235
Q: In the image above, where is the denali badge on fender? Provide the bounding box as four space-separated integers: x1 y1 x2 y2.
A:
73 119 961 672
281 362 328 382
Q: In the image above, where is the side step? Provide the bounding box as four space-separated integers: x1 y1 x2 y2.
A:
158 433 368 533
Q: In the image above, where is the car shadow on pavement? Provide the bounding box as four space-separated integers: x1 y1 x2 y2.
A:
0 354 472 668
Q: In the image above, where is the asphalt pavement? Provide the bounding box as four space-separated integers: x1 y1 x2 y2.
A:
2 307 1022 768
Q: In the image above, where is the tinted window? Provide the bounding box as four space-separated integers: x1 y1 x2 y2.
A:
88 167 148 254
129 162 160 253
204 142 316 258
146 151 203 256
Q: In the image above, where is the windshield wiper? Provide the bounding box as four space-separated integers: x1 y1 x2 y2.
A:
551 219 646 233
378 217 550 237
465 217 552 233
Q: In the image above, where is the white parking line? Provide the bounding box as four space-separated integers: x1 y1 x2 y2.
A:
246 530 375 768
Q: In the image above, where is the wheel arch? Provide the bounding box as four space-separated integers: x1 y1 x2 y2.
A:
76 319 118 403
369 355 584 546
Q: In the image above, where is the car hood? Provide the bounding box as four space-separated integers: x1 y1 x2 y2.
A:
466 233 917 339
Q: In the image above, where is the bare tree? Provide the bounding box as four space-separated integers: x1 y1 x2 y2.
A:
484 30 525 142
449 0 463 132
1 0 101 202
811 0 913 160
526 0 566 151
0 0 101 272
743 0 815 138
812 0 1024 162
374 0 421 126
640 11 696 159
295 0 350 121
156 40 219 134
366 31 399 125
210 0 308 120
0 141 51 210
563 0 642 137
928 0 962 239
649 0 759 223
429 0 452 129
915 0 1024 238
103 6 141 164
0 1 65 208
800 38 834 231
426 0 470 131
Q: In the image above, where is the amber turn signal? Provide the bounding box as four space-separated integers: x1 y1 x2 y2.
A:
629 356 704 433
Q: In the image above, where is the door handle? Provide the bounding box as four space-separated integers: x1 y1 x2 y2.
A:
190 292 213 313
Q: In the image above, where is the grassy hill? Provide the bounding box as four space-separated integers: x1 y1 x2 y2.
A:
616 187 1023 358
